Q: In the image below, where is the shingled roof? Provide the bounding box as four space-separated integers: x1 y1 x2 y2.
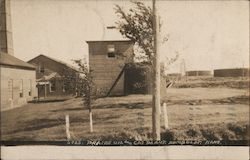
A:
0 53 36 70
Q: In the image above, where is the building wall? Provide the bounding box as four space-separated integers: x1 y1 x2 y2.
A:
214 68 250 77
88 41 133 96
37 79 71 98
89 55 125 96
0 66 37 111
28 55 78 97
186 70 212 76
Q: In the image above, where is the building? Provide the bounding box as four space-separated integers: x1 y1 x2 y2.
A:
28 54 81 98
87 40 134 96
0 0 37 111
185 70 213 76
214 68 250 77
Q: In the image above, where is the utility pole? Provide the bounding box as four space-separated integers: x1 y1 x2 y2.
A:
152 0 161 140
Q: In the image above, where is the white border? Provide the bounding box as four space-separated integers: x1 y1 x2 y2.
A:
1 146 249 160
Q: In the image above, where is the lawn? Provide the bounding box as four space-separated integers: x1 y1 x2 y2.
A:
1 88 249 141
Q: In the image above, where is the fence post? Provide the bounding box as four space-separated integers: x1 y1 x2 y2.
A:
163 103 169 129
65 115 71 140
89 111 93 132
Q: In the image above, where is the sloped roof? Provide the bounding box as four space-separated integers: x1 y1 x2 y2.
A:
0 53 36 70
28 54 80 72
37 72 61 82
86 28 131 42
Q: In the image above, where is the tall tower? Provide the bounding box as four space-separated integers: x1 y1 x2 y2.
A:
0 0 14 55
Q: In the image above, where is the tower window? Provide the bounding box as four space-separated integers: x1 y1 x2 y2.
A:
107 44 115 58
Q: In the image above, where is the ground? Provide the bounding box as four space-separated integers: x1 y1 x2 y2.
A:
1 87 249 141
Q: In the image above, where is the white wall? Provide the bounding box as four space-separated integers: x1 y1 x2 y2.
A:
0 66 37 111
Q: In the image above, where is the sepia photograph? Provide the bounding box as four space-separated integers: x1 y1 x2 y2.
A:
0 0 249 159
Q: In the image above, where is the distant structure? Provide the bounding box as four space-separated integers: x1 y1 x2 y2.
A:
167 73 181 77
214 68 249 77
28 54 81 98
185 70 213 76
0 0 37 111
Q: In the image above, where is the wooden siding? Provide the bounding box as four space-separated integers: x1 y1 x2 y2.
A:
88 41 134 96
28 55 78 97
89 55 125 96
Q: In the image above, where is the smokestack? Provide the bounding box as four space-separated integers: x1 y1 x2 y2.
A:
0 0 14 55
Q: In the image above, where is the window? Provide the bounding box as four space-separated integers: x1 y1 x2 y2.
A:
50 80 56 92
62 81 66 92
8 79 13 99
107 44 115 58
39 63 45 73
19 79 23 97
28 79 32 96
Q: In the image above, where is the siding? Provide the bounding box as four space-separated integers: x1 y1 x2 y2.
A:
89 55 125 96
88 41 134 96
0 66 37 111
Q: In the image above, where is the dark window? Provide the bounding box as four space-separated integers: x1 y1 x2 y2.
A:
39 63 45 73
19 80 23 97
29 79 32 96
107 52 115 58
107 44 115 58
50 80 56 92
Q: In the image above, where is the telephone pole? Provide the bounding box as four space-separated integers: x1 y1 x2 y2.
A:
152 0 161 140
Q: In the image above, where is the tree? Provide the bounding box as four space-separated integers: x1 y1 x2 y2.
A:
114 1 153 63
72 58 95 132
115 1 162 140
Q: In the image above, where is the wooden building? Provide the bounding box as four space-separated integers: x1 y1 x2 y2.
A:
87 40 135 96
28 54 80 98
87 40 155 97
0 0 37 111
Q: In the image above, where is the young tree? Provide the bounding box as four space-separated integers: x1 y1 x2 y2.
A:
72 59 95 132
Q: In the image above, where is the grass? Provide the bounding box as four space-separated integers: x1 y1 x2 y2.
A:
1 87 249 141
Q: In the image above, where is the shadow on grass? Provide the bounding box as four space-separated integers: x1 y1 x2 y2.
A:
50 107 84 112
8 118 63 134
28 99 68 103
93 102 148 110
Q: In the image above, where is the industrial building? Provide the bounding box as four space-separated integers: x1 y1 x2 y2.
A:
0 0 37 111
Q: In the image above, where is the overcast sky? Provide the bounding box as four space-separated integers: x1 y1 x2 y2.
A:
10 0 249 73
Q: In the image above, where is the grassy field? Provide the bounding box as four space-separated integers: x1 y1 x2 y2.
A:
1 87 249 141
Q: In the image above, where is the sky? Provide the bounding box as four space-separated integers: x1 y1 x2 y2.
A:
10 0 249 73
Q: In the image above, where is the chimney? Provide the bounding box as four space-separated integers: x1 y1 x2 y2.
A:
0 0 14 55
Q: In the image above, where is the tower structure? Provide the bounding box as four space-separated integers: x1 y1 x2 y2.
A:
0 0 14 55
